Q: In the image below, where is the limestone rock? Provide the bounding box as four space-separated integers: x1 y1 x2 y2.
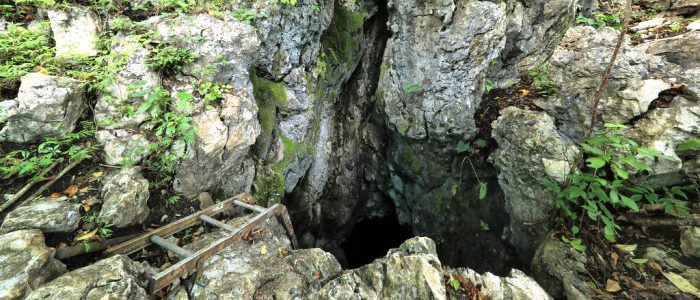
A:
0 198 81 234
0 99 17 124
94 34 159 130
379 0 508 141
642 31 700 69
531 235 593 299
186 215 342 299
626 103 700 179
153 14 259 84
445 268 552 300
98 167 150 228
640 0 672 11
681 227 700 258
0 73 85 143
48 6 99 58
536 26 674 138
669 0 700 15
247 0 334 79
491 107 579 261
311 237 446 299
0 230 67 300
26 255 155 300
174 92 260 198
96 130 152 165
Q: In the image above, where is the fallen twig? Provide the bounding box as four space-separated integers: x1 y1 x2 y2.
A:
619 214 700 227
0 160 62 214
55 234 141 259
16 157 86 207
587 0 632 137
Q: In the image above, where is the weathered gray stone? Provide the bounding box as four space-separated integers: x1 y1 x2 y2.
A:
491 107 579 261
186 215 342 299
311 237 446 299
26 255 155 300
380 0 508 141
444 268 552 300
0 73 85 143
0 198 81 234
48 6 99 58
174 92 260 198
536 26 676 139
642 31 700 69
681 226 700 258
531 235 593 300
0 99 17 124
153 14 259 85
95 129 152 166
98 167 150 228
0 230 66 300
246 0 334 79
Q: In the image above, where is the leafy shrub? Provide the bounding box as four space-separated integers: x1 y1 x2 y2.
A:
0 22 55 85
146 45 196 74
529 67 557 96
543 124 692 244
0 121 96 180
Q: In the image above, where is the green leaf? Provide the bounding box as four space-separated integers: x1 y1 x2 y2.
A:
610 190 620 204
637 147 663 159
604 225 617 243
677 139 700 151
450 278 460 290
479 182 488 200
621 194 640 212
456 141 471 153
176 91 194 101
612 164 628 180
586 157 607 169
572 225 580 235
580 143 605 156
632 258 648 264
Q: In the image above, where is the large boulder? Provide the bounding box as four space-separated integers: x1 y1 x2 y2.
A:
185 215 341 299
444 267 552 300
0 230 67 300
153 14 259 84
311 237 446 299
26 255 155 300
48 6 99 58
98 167 150 228
535 26 676 139
379 0 508 141
531 234 593 299
641 31 700 69
0 73 85 143
173 97 260 197
491 107 579 262
0 198 81 234
95 130 152 166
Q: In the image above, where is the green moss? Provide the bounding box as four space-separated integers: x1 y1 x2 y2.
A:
250 71 289 158
401 147 423 174
253 165 286 206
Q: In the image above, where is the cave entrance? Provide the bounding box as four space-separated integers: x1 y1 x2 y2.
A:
340 214 414 269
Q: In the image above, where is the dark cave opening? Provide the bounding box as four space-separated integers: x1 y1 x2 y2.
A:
340 214 414 269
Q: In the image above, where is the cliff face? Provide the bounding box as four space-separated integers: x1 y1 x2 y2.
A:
2 0 700 298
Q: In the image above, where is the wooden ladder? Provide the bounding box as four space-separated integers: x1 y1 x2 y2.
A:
105 194 298 294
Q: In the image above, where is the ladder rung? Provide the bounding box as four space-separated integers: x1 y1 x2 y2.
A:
198 215 237 232
149 235 192 258
233 200 266 213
